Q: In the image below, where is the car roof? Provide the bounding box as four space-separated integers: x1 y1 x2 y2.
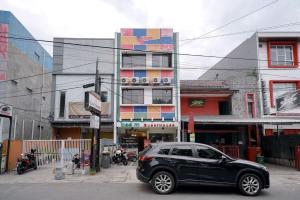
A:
150 142 212 148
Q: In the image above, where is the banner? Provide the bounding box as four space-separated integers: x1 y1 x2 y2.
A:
69 102 110 119
276 90 300 115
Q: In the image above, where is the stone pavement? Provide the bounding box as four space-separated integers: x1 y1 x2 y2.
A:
0 162 299 185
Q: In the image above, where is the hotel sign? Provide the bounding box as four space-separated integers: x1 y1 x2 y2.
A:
117 122 179 128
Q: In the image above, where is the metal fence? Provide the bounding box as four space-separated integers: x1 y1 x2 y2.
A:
213 145 240 159
22 139 91 167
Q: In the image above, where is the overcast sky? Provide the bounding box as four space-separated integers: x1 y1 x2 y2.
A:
1 0 300 79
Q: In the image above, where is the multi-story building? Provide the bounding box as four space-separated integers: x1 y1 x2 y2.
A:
51 38 115 139
0 11 52 141
114 28 180 151
200 32 300 165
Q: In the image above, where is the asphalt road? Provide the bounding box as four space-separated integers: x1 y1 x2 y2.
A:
0 182 299 200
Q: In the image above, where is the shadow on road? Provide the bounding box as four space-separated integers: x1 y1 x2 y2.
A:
137 183 270 197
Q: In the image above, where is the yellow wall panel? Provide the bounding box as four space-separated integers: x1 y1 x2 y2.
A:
147 29 161 40
121 36 138 45
120 112 134 119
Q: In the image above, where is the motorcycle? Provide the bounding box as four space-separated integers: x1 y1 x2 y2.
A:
72 154 81 169
112 148 128 165
16 149 37 175
126 150 138 162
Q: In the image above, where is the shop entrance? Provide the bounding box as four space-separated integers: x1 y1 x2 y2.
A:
120 129 147 152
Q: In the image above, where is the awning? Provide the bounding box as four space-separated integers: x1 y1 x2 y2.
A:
181 115 300 125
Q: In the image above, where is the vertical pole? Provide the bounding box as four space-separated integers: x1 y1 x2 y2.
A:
22 120 25 140
61 140 65 167
31 120 35 140
13 115 17 140
96 60 101 172
39 50 45 139
5 117 13 172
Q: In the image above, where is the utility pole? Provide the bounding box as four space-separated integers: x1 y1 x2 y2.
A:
39 50 45 139
89 58 102 173
95 58 101 172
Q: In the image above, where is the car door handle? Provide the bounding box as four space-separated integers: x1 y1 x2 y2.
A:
164 158 177 163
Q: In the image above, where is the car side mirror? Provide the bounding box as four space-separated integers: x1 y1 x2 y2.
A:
218 155 227 164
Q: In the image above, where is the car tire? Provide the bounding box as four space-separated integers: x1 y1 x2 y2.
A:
238 173 262 196
151 171 175 194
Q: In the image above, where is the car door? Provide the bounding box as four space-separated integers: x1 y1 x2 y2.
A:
193 145 236 184
167 144 199 182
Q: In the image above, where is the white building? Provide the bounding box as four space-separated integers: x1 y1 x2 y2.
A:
51 38 115 139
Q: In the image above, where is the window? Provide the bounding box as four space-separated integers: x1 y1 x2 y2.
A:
152 89 172 104
246 94 255 118
195 146 222 160
152 54 172 68
267 41 298 67
101 91 108 102
272 82 297 107
59 91 66 118
171 145 193 157
157 146 171 155
122 89 144 104
270 45 293 66
219 101 231 115
122 54 146 68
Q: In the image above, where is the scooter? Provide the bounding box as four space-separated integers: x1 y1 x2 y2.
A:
16 149 37 175
112 148 128 165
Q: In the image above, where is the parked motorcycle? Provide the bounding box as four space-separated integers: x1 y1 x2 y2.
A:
112 148 128 165
16 149 37 175
72 154 81 169
126 150 138 162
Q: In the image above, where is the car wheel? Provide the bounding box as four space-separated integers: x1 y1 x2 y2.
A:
151 171 175 194
239 173 262 196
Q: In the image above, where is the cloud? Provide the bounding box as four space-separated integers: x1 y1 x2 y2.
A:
1 0 300 79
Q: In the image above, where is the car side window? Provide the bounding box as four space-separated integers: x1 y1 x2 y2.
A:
171 145 193 157
157 146 171 155
196 146 222 160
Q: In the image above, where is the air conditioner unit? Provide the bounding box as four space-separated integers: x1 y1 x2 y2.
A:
131 77 140 85
121 77 129 85
162 77 171 85
141 77 149 84
152 77 161 85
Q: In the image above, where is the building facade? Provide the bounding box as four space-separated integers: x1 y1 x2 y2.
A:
114 28 180 151
51 38 115 139
0 11 52 141
199 32 300 164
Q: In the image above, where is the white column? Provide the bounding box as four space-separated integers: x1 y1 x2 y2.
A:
0 117 3 143
22 120 25 140
13 115 17 140
31 120 35 140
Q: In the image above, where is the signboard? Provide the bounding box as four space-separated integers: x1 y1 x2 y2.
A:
189 99 205 107
90 115 99 129
84 91 101 114
276 90 300 115
69 101 110 119
0 103 12 117
117 122 179 128
189 133 195 142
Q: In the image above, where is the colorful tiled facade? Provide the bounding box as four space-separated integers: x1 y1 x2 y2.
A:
114 28 180 147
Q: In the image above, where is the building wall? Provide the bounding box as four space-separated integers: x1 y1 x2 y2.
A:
258 40 300 115
0 43 52 140
181 97 227 116
53 74 114 122
51 38 115 138
0 11 52 71
200 34 261 118
116 29 179 121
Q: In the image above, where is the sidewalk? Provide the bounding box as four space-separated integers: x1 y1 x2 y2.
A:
0 163 139 184
0 163 299 185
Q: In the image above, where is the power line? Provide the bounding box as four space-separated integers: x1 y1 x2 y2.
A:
2 33 298 63
180 0 280 45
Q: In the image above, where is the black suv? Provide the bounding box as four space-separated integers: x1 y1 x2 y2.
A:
137 142 269 196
